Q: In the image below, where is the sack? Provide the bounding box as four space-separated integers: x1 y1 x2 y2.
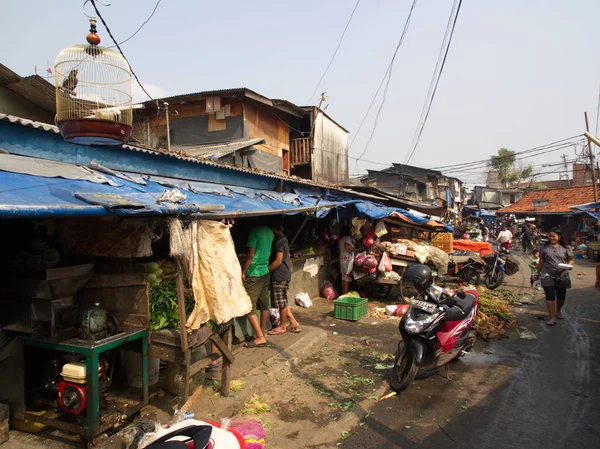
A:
555 272 571 289
378 252 393 272
295 292 313 308
321 281 339 300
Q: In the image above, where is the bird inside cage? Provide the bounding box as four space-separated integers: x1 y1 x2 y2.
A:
61 69 79 97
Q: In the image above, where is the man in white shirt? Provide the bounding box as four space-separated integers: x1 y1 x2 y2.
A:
496 225 513 250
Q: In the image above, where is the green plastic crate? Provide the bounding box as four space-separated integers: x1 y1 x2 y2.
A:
333 296 368 321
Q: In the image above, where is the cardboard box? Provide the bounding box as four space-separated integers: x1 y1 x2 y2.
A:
431 232 453 253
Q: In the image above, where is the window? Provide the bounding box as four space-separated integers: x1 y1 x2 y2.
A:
532 200 548 207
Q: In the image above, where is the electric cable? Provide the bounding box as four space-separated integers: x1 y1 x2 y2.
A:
108 0 162 48
353 0 418 166
88 0 156 101
428 135 584 171
305 0 362 104
404 0 462 164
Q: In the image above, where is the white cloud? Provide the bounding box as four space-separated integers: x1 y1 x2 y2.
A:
132 82 168 103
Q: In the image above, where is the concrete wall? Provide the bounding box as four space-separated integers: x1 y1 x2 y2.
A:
312 111 348 184
0 86 54 123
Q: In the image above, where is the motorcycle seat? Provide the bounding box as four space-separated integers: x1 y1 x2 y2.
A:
442 294 476 321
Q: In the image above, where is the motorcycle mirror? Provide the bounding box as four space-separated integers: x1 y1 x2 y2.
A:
456 290 466 299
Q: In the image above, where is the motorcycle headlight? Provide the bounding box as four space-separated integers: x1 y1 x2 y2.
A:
405 311 443 334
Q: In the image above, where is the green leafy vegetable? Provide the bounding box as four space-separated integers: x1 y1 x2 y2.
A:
149 281 194 331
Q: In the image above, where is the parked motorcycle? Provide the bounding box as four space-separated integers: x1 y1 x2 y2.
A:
390 265 478 392
483 244 520 289
444 255 487 286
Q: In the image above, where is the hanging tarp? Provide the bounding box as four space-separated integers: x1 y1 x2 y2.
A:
169 219 252 327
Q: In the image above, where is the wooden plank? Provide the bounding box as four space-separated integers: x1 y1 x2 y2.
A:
209 334 234 364
176 275 189 353
207 113 226 132
84 273 146 288
148 343 184 363
221 326 232 397
188 353 220 377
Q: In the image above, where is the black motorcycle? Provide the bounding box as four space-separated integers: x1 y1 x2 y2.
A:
483 244 520 289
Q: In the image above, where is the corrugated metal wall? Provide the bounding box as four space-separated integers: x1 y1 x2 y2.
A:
312 111 348 184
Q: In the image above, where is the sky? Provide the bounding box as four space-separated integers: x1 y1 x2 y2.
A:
2 0 600 187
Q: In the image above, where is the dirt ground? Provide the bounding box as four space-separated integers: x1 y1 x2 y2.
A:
233 254 600 449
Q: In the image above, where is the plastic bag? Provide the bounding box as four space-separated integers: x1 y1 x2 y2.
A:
382 271 401 281
362 231 375 247
354 251 367 267
374 220 388 237
295 292 313 308
321 281 339 300
378 252 393 272
362 254 378 271
270 308 281 327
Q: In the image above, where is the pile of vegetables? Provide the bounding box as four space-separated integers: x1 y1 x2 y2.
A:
146 261 193 331
145 260 176 288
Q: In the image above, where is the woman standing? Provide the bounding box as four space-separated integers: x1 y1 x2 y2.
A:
536 231 574 326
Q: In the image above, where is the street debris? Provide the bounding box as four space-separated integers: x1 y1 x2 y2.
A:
474 287 515 339
333 331 339 335
374 363 394 370
518 327 537 340
241 394 271 415
379 391 397 401
230 379 246 392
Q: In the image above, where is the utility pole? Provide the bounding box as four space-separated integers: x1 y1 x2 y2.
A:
584 112 598 202
164 102 171 152
560 153 571 186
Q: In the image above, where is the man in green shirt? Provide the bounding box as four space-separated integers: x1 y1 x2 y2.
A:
241 225 274 347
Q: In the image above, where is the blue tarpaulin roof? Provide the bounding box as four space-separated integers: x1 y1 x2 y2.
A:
0 158 452 232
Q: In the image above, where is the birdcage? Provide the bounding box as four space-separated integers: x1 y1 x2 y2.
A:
54 19 132 145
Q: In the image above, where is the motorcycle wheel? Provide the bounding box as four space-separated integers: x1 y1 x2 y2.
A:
389 340 419 392
484 269 505 289
460 267 481 286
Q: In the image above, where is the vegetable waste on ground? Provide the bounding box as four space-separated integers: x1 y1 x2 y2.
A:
474 287 516 339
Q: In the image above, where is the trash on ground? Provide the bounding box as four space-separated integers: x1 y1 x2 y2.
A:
295 292 313 308
380 391 397 401
374 363 394 370
518 327 537 340
241 394 271 415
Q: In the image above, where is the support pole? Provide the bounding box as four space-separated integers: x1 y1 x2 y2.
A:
165 102 171 152
585 112 598 202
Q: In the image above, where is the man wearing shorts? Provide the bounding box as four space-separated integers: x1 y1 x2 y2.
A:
267 225 300 335
241 225 273 348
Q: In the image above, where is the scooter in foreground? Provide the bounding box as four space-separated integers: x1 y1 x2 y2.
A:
390 265 478 392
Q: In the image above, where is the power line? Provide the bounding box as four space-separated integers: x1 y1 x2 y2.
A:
404 0 462 164
305 0 362 104
354 0 419 166
108 0 162 48
441 143 586 175
428 135 584 171
88 0 156 101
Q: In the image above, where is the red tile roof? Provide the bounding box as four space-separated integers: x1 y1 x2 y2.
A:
499 186 597 214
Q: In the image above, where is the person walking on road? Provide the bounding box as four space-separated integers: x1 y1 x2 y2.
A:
241 225 274 347
537 231 574 326
267 224 300 335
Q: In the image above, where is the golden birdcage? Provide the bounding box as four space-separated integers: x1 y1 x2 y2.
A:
54 19 132 145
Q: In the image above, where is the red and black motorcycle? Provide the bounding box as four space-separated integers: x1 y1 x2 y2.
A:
390 265 478 392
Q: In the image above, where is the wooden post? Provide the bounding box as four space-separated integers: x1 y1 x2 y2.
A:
165 102 171 152
585 112 599 203
175 273 190 401
289 215 310 247
221 326 232 397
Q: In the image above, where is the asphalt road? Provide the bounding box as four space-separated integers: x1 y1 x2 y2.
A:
342 259 600 449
